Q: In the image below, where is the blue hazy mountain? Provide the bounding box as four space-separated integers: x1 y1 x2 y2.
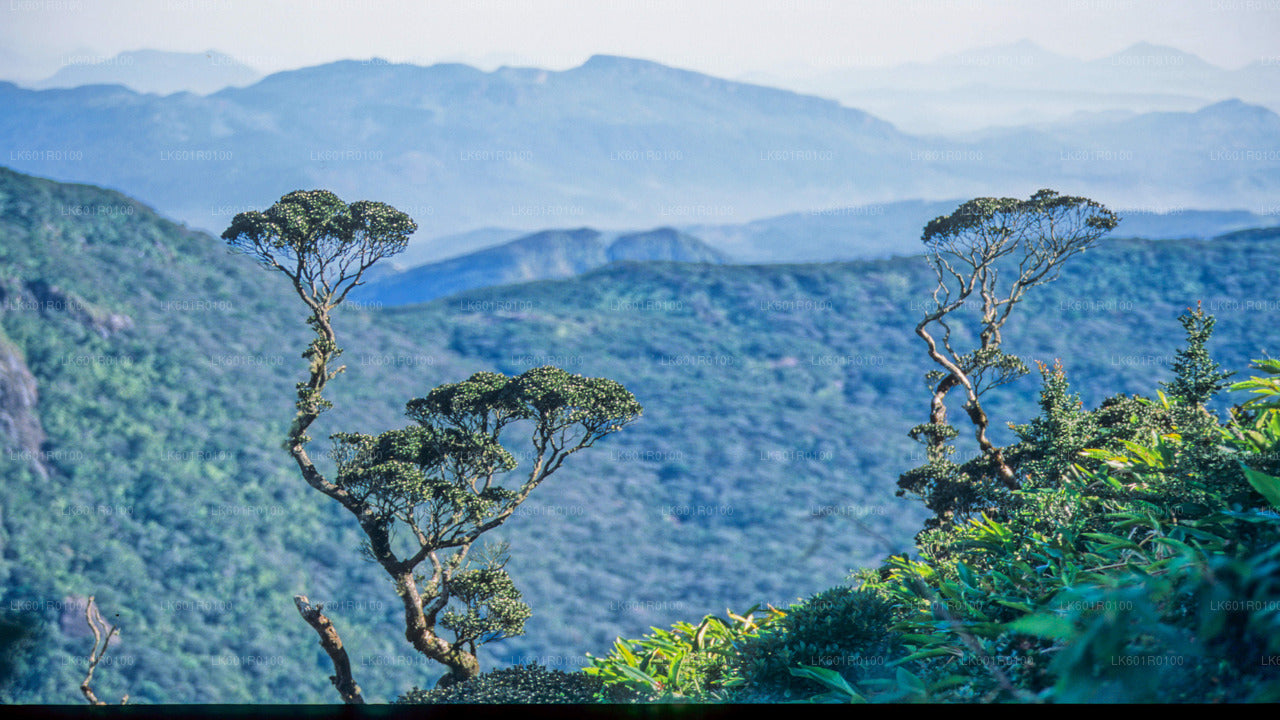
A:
358 202 1278 306
681 199 1280 264
33 49 260 95
395 226 532 267
1 53 1278 252
354 226 729 307
381 202 1280 275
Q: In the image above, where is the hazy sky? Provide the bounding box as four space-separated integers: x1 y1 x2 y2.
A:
1 0 1278 82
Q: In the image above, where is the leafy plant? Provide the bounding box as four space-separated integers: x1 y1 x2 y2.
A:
584 605 784 702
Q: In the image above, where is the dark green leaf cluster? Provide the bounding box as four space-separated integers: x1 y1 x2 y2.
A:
1005 361 1098 485
439 566 532 651
396 663 604 704
731 587 902 700
1162 304 1234 407
922 189 1118 250
408 365 644 437
331 425 517 519
221 189 417 311
221 190 416 271
331 366 641 525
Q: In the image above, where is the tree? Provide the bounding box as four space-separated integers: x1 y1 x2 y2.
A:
1162 301 1233 407
898 190 1118 525
223 190 642 699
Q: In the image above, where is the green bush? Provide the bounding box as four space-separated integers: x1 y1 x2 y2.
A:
731 587 902 700
396 663 604 704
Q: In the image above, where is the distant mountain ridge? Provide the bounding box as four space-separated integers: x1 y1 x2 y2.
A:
681 199 1280 264
33 49 260 95
354 226 728 307
352 198 1280 307
750 40 1280 133
400 202 1280 272
2 52 1278 250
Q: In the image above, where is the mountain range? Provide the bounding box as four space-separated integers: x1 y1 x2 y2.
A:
745 40 1280 134
2 53 1278 252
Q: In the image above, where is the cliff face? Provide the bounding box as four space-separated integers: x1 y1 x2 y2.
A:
0 333 45 478
24 279 134 339
0 276 134 478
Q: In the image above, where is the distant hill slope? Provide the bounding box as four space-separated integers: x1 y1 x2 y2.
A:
681 200 1280 263
1 167 1278 702
353 226 729 307
2 55 1278 244
388 201 1280 279
395 226 531 267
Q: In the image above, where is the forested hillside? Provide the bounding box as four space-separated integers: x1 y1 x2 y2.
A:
0 167 1277 702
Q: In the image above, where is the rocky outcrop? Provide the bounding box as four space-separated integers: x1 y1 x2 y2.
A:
0 276 133 479
0 333 47 478
0 277 133 340
25 280 134 339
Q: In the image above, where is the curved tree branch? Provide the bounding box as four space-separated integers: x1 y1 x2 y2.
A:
294 596 364 704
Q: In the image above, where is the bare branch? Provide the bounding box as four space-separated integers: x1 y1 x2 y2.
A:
294 596 364 704
80 596 127 706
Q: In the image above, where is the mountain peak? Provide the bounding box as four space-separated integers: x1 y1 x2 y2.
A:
578 54 671 73
521 227 603 242
608 227 730 264
1194 98 1280 122
1097 42 1216 69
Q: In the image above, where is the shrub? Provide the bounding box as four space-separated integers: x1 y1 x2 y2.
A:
731 587 902 700
396 663 603 704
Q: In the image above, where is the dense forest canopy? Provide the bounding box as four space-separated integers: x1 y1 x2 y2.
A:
0 167 1277 703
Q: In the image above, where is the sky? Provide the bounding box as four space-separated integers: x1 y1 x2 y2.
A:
1 0 1278 84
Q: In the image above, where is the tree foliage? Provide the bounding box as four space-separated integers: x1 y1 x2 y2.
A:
222 189 416 312
842 321 1280 702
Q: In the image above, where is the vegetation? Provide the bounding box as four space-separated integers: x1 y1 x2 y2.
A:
587 309 1280 704
397 663 604 704
225 188 419 702
577 196 1280 704
731 587 902 701
2 168 1279 702
582 604 784 702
